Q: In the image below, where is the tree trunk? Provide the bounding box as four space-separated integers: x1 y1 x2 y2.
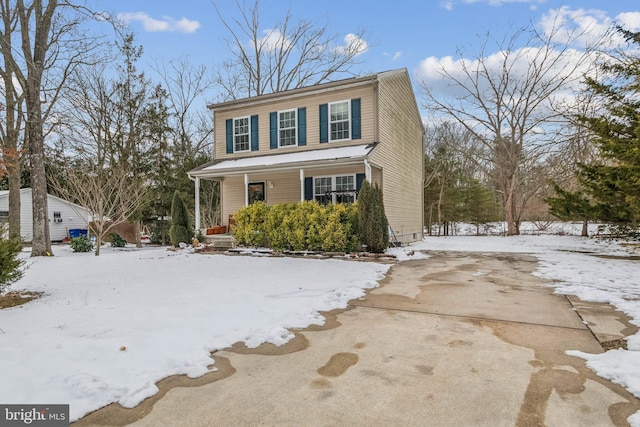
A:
581 219 588 237
27 79 52 256
8 174 21 242
134 220 141 247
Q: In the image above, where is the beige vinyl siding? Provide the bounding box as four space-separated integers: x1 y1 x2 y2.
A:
370 70 424 243
221 177 245 226
214 86 375 161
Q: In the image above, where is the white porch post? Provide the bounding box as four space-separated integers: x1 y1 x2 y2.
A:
194 177 201 230
364 159 372 182
244 173 249 206
299 169 305 201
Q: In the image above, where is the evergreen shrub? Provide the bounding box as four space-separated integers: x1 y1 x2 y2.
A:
169 191 192 247
109 232 127 248
0 225 23 294
70 235 93 253
233 201 359 252
357 180 389 253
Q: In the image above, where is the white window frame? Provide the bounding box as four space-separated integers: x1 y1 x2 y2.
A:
278 109 297 148
329 100 351 142
313 174 357 204
233 116 251 153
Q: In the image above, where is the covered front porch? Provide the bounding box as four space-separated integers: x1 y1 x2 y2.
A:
188 144 381 230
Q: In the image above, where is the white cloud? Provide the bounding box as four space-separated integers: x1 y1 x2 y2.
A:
342 33 369 56
117 12 200 34
257 28 291 52
616 12 640 31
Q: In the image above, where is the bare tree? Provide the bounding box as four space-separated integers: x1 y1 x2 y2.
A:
0 1 25 241
213 0 368 99
49 163 148 255
1 0 105 255
421 18 600 235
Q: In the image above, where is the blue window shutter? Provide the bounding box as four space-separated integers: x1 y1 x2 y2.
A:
226 119 233 154
297 107 306 146
356 173 366 192
319 104 328 143
270 112 278 149
351 98 361 140
304 177 313 200
250 115 259 151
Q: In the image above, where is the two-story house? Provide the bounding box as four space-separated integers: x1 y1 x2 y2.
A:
188 68 424 244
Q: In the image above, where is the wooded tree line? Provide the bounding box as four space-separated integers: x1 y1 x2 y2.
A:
422 22 640 237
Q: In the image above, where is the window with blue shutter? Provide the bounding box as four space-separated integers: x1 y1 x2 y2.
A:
269 112 278 149
251 115 259 151
304 177 313 200
319 104 328 143
225 119 233 154
351 98 361 140
356 173 365 192
298 107 306 146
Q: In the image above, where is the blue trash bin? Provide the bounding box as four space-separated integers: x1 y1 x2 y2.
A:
69 229 88 239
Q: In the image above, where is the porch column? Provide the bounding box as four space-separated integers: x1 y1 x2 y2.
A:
364 159 372 182
244 173 249 207
299 169 305 201
194 177 200 230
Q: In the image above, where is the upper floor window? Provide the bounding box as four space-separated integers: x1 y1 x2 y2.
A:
320 99 360 143
226 115 258 154
279 109 297 147
329 100 350 141
234 117 250 152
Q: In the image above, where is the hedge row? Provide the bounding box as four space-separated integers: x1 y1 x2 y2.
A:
233 201 359 252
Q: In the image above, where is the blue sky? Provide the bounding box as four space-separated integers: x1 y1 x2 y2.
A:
91 0 639 104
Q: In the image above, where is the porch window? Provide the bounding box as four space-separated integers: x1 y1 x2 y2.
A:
313 174 357 204
234 117 250 152
329 100 350 141
279 109 297 147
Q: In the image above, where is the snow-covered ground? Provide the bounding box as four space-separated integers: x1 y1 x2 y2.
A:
1 222 639 424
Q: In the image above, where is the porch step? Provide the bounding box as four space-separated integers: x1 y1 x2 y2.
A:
203 234 237 249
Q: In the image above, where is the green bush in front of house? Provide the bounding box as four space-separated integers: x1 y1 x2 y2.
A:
70 235 93 253
233 201 269 248
233 201 359 252
357 180 389 253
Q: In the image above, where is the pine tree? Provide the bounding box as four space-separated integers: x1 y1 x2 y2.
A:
549 27 640 228
169 191 192 247
357 180 389 253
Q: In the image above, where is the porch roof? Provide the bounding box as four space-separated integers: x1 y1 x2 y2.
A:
189 144 376 178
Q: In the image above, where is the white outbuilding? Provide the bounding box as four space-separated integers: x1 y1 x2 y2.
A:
0 188 91 242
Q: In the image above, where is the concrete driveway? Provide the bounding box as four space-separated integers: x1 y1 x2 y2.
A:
75 251 640 426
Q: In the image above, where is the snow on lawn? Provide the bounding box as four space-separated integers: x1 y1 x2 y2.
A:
412 223 640 426
0 246 390 421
